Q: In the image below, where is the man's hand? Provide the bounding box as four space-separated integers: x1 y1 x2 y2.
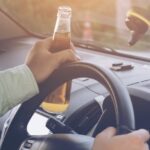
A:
25 37 79 83
93 127 150 150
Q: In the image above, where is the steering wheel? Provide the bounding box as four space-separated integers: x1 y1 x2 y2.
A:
0 62 135 150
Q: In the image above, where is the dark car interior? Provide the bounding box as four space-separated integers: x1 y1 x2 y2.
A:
0 2 150 150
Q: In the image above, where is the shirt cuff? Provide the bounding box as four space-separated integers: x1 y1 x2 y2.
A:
23 64 39 95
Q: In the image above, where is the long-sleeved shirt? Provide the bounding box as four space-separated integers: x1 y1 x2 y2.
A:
0 64 39 117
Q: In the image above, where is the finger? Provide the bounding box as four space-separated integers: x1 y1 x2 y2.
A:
97 127 117 139
144 143 149 150
55 49 80 63
65 49 81 61
129 129 150 143
70 42 76 51
42 37 53 49
70 43 82 60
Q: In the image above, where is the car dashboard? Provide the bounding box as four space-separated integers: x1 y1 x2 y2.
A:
0 37 150 137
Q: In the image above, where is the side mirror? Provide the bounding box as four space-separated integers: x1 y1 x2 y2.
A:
125 7 150 46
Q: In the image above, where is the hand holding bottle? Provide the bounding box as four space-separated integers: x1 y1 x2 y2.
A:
25 37 79 84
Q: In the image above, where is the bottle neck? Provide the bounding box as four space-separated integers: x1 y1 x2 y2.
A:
53 16 71 34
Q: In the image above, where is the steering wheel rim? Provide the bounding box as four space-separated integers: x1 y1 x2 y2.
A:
0 62 135 150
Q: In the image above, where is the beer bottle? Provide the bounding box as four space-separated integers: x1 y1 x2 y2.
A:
45 6 72 109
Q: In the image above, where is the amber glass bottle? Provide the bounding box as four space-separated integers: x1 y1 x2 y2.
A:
47 6 72 107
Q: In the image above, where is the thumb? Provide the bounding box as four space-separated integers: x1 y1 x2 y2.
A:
128 129 150 143
42 37 53 50
97 127 117 139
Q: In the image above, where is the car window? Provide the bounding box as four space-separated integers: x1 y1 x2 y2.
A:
0 0 150 58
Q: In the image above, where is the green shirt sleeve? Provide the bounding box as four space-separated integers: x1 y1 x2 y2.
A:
0 64 39 116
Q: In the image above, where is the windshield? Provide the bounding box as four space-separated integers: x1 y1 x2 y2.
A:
0 0 150 59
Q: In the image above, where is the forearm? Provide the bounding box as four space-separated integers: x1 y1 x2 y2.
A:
0 65 39 116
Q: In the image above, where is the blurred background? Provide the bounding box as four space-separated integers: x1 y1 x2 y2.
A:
0 0 150 53
0 0 117 34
